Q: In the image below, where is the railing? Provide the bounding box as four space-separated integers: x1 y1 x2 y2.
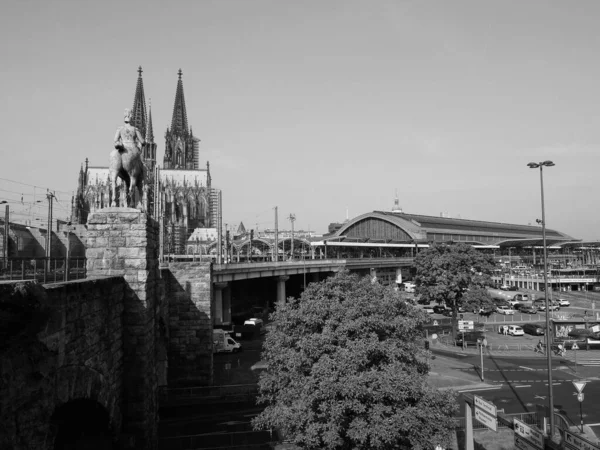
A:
158 384 258 404
158 430 274 450
453 411 537 431
0 257 87 283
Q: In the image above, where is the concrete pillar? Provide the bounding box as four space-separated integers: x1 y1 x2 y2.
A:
214 282 227 324
223 284 232 324
86 207 159 450
277 276 289 306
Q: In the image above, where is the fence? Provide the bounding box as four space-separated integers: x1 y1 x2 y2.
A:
0 257 86 283
158 430 273 450
158 384 258 405
454 411 537 431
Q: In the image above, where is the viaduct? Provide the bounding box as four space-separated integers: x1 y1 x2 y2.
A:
0 208 411 449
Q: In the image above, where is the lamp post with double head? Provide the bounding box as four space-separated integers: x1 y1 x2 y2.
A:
527 160 555 437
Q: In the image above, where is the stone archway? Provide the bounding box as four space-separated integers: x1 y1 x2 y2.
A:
51 399 114 450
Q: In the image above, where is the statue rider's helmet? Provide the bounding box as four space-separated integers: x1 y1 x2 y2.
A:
124 108 132 123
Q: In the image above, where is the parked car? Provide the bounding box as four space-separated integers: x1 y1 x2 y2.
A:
548 302 560 311
533 301 546 311
522 323 545 336
422 306 435 314
433 305 448 314
496 305 515 315
500 284 510 290
507 325 524 336
507 285 518 291
478 307 494 317
520 305 538 314
557 298 570 307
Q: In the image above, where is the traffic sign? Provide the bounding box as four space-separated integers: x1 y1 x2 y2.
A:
564 430 600 450
573 380 587 394
458 320 475 331
514 418 544 449
431 334 438 340
577 393 584 402
572 342 579 350
474 395 497 417
515 436 541 450
475 408 497 432
433 320 439 326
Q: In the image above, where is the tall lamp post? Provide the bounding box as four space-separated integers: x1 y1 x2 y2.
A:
527 160 555 437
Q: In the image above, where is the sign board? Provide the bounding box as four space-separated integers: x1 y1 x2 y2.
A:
431 334 438 340
433 320 439 326
564 430 600 450
577 393 584 402
572 342 579 350
515 436 542 450
573 380 587 394
474 395 497 417
513 418 544 449
475 408 497 432
458 320 475 331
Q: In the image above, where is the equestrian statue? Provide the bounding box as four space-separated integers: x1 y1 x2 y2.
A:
110 108 145 209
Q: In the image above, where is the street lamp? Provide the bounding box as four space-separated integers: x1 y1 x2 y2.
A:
527 160 555 438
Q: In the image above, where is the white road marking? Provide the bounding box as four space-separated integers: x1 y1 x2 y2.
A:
458 386 503 393
515 385 531 388
519 366 535 371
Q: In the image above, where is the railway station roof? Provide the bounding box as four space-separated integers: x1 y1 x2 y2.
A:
327 211 577 248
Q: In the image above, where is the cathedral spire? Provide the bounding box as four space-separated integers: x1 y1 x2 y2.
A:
146 99 154 143
170 68 189 135
131 66 147 137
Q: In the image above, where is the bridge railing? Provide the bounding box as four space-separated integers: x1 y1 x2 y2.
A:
0 257 86 283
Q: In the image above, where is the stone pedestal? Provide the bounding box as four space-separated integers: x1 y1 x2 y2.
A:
86 207 159 450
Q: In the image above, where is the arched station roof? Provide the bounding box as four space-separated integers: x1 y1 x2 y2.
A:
328 210 577 247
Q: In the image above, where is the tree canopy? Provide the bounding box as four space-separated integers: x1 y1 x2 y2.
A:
252 271 457 450
414 243 496 315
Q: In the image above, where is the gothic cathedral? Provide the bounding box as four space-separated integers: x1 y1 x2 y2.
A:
72 67 217 254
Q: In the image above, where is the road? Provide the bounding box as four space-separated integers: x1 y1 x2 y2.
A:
436 349 600 438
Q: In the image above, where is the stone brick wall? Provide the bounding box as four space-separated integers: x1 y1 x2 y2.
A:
86 207 160 449
162 261 213 386
0 277 125 449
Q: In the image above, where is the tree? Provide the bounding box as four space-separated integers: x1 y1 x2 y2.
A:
252 271 457 450
414 243 496 318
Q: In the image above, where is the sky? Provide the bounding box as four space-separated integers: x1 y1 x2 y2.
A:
1 0 600 238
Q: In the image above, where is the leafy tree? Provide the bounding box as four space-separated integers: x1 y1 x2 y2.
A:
461 286 496 314
252 271 457 450
414 243 496 319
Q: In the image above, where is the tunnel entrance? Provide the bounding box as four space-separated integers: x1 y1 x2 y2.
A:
51 399 115 450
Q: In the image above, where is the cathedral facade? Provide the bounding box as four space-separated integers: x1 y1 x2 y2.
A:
72 67 218 254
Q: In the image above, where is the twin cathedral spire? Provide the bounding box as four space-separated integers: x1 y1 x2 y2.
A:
130 66 199 171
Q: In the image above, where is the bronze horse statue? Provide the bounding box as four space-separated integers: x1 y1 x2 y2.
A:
110 109 145 209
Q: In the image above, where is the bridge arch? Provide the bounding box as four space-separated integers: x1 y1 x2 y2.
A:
51 398 114 450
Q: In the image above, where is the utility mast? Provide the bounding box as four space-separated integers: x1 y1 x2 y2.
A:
288 213 296 260
274 207 278 262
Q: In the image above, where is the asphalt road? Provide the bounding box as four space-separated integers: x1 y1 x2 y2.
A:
441 351 600 438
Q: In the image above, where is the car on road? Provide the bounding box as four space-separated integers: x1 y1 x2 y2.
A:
507 325 524 336
500 284 511 290
455 332 485 347
557 298 570 307
422 306 435 314
496 305 515 315
433 305 448 314
522 323 545 335
519 305 538 314
533 301 546 311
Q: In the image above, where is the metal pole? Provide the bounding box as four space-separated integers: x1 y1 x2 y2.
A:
540 166 555 437
274 206 278 262
480 342 484 382
580 398 584 433
4 204 8 269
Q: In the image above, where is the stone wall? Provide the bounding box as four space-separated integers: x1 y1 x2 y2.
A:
85 207 160 449
0 277 125 449
162 261 213 386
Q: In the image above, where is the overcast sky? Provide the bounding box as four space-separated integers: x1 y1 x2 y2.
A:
1 0 599 238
